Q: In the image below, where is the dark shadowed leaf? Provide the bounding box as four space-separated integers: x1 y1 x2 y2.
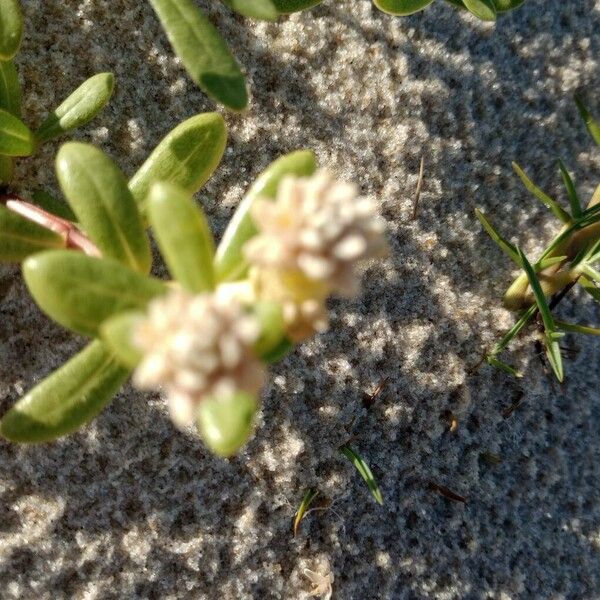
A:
0 58 21 116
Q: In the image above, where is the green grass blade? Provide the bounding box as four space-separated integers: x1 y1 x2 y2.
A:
583 264 600 283
35 73 114 143
0 0 23 60
0 340 129 443
340 444 384 505
518 248 563 381
475 208 519 264
574 95 600 147
129 112 226 211
579 276 600 303
147 181 216 292
0 204 65 262
488 303 537 357
23 251 166 337
555 320 600 336
293 488 319 536
56 142 151 273
215 150 317 282
0 58 21 117
0 108 35 156
486 355 522 377
512 162 571 224
558 160 582 218
150 0 247 110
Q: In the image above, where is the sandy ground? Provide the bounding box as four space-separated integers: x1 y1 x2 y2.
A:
0 0 599 598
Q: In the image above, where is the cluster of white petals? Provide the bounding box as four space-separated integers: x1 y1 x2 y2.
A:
244 169 388 296
132 290 265 428
244 170 387 340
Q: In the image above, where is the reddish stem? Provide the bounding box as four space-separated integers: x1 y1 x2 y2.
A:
1 193 101 257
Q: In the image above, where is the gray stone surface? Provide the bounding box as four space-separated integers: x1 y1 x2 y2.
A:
1 0 599 598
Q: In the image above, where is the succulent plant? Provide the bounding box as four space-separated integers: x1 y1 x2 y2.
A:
150 0 527 112
0 0 114 185
0 110 387 456
477 97 600 381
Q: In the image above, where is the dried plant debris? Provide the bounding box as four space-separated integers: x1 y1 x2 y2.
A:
477 96 600 382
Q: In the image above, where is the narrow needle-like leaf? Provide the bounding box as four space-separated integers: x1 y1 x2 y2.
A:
293 488 319 536
558 160 582 219
512 162 571 224
555 320 600 336
340 444 384 506
575 95 600 147
475 208 519 264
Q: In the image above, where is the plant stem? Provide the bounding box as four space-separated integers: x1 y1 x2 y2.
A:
0 193 101 256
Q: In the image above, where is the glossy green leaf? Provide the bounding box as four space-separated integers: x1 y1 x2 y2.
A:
0 341 129 443
197 392 259 457
493 0 525 11
372 0 434 16
0 204 64 262
215 150 317 281
272 0 323 12
56 142 151 273
31 188 77 222
518 248 563 382
575 95 600 147
0 0 23 61
463 0 497 20
0 59 21 117
512 162 571 224
23 251 166 337
558 160 582 219
129 112 226 210
35 73 114 143
0 153 13 182
150 0 247 110
100 311 144 369
221 0 278 20
252 300 288 359
147 181 215 292
340 444 384 505
0 108 35 156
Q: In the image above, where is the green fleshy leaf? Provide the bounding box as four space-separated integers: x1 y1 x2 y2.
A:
0 341 129 443
0 59 21 117
518 248 563 382
272 0 323 12
372 0 434 15
492 0 525 11
0 153 13 183
575 95 600 147
463 0 497 20
150 0 247 110
252 300 288 359
129 112 226 211
0 0 23 61
558 159 582 219
23 251 166 337
0 204 64 262
221 0 278 20
147 181 215 292
35 73 114 143
100 311 145 369
0 108 35 156
31 188 77 222
512 162 571 224
56 142 151 273
197 392 259 457
215 150 317 282
340 444 384 505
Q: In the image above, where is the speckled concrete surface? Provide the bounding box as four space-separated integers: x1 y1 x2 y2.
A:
1 0 599 598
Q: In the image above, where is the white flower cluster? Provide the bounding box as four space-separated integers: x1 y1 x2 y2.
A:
133 290 265 429
244 169 387 339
